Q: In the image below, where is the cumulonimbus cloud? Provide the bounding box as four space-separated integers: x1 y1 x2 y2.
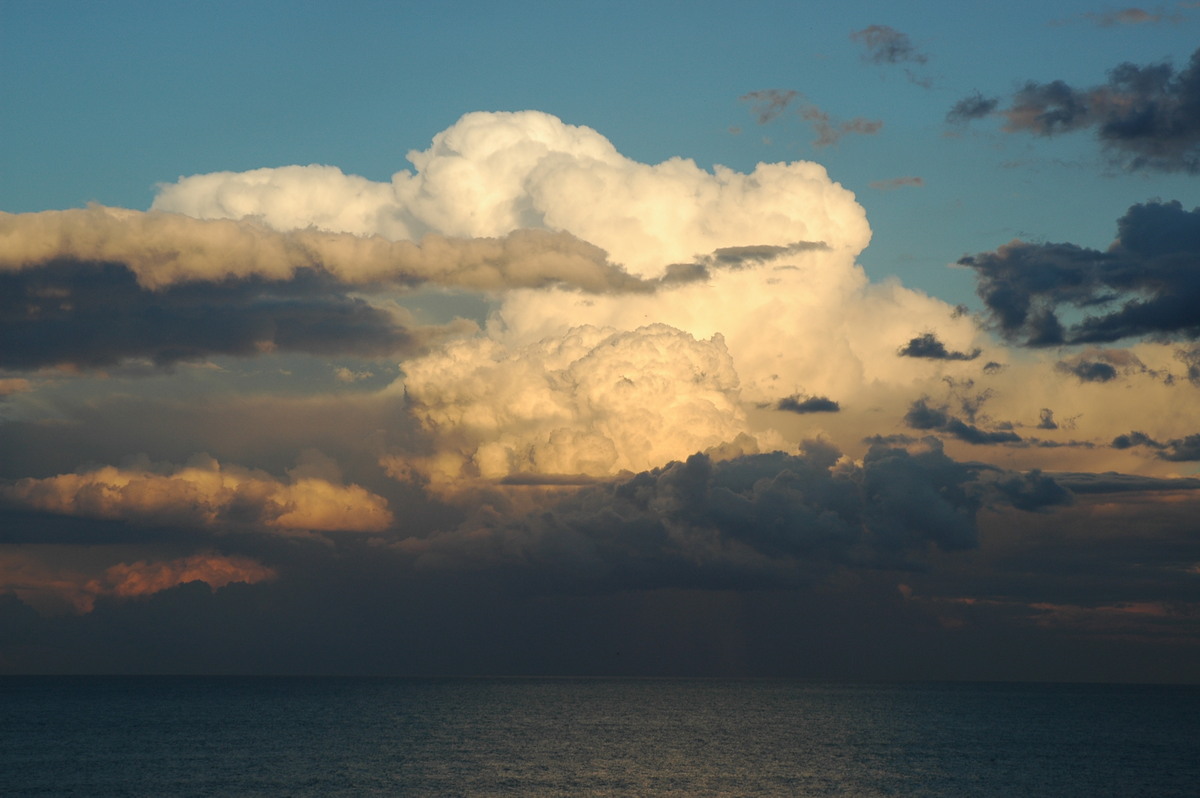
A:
152 110 872 279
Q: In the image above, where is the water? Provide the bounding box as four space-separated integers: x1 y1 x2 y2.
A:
2 677 1197 797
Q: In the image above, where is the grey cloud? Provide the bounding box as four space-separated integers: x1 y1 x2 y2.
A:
1058 360 1119 382
947 92 1000 124
898 332 981 361
0 261 430 371
978 48 1200 172
989 469 1074 512
775 395 841 414
401 441 1043 592
904 398 1024 446
1052 471 1200 493
1112 430 1200 460
960 201 1200 345
700 242 830 270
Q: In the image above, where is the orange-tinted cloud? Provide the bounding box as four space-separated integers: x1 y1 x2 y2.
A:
0 550 275 614
2 456 393 533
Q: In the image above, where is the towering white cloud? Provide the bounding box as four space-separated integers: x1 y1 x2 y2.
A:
152 110 871 279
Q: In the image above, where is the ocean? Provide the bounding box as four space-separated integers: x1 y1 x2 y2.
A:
2 677 1197 796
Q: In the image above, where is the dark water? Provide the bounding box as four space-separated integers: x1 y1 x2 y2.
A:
2 677 1197 797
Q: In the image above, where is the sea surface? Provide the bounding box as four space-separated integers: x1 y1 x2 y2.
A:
2 676 1198 797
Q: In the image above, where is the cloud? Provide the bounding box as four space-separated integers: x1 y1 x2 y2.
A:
741 91 883 148
851 24 928 65
869 176 924 191
392 324 750 490
0 550 275 614
1 454 393 533
967 48 1200 172
850 25 932 86
1111 430 1200 460
800 104 884 148
960 200 1200 345
898 332 981 361
396 440 1014 591
946 92 1000 124
1078 7 1181 26
153 111 870 281
740 89 799 124
0 260 432 370
775 395 841 414
0 205 654 292
904 398 1024 446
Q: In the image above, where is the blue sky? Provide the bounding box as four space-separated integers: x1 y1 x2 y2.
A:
2 1 1199 680
5 0 1199 304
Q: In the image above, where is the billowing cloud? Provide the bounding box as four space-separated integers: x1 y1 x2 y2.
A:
392 324 749 490
961 200 1200 345
153 111 869 281
398 440 1007 590
961 48 1200 172
2 454 393 533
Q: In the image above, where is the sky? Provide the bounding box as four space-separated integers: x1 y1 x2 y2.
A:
1 0 1199 681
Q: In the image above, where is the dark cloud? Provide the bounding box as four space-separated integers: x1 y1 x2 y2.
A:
1053 471 1200 493
898 332 981 361
700 241 830 270
960 200 1200 345
1112 430 1200 460
0 261 431 370
979 48 1200 172
1038 408 1059 430
401 441 1023 593
775 395 841 414
1059 360 1119 382
904 398 1024 445
947 92 1000 123
989 469 1074 512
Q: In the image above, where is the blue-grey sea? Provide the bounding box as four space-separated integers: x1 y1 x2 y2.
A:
2 676 1197 797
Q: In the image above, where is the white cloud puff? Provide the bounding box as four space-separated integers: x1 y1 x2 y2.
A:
395 324 749 488
153 110 871 279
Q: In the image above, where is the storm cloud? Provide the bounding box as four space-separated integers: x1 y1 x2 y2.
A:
959 47 1200 172
960 200 1200 345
